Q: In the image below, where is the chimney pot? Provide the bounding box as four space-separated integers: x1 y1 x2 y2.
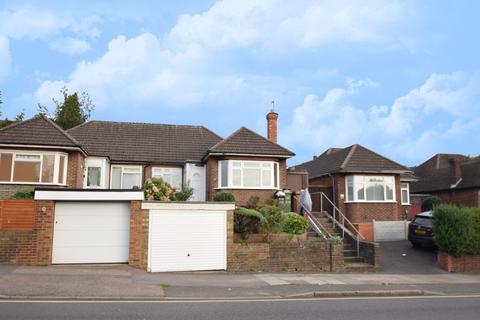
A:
266 111 278 143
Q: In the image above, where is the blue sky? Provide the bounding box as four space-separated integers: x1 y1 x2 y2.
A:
0 0 479 166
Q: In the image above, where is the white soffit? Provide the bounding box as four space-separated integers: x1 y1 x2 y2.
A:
35 190 144 201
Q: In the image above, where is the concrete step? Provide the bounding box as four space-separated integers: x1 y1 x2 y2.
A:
343 249 358 257
344 256 365 264
344 262 375 273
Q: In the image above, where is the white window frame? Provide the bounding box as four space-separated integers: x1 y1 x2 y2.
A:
0 149 68 185
110 165 143 189
400 182 410 205
345 175 396 203
151 167 183 190
217 160 280 190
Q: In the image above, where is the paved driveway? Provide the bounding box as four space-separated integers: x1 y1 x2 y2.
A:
379 240 446 274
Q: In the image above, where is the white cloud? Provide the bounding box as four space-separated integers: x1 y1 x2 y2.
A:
167 0 411 51
0 6 68 39
34 0 413 109
284 72 480 164
0 36 11 81
50 37 91 55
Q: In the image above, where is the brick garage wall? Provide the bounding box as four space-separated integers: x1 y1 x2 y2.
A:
231 240 344 272
128 200 149 270
434 189 480 208
438 252 480 272
0 200 54 265
359 241 380 268
206 156 287 206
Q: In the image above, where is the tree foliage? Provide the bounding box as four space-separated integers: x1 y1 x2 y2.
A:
52 86 94 129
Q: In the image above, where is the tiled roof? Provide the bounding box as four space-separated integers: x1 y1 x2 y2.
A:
291 144 411 178
207 127 294 157
68 120 222 163
411 154 480 193
0 115 81 148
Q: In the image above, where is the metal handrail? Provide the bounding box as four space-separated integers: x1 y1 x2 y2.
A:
293 195 331 240
310 192 365 256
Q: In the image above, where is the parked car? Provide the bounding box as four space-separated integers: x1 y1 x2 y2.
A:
408 211 435 247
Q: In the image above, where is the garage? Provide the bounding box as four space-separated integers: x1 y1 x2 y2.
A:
146 203 233 272
34 189 145 265
52 202 131 264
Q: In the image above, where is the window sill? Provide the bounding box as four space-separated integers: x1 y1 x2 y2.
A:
344 200 397 204
215 187 280 191
0 181 67 186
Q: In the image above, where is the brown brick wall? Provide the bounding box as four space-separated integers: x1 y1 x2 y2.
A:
438 252 480 272
67 151 85 188
433 189 480 207
0 200 54 265
359 240 380 268
231 239 344 272
309 174 405 223
128 200 149 270
206 156 287 206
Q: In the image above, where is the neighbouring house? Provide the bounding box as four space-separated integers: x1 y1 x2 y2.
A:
0 112 294 204
411 154 480 207
290 144 415 240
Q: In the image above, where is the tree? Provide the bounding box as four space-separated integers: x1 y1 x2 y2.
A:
53 86 94 129
0 90 26 128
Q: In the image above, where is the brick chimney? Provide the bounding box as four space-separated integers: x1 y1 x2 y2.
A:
266 111 278 143
449 157 462 185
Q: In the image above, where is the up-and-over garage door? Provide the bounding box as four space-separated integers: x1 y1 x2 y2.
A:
148 210 227 272
52 202 131 264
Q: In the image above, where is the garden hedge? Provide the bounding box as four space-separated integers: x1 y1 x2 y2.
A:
434 204 480 256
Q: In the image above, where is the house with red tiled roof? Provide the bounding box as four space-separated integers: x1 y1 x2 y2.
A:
0 112 294 205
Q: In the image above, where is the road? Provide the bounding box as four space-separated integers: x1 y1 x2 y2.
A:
1 296 479 320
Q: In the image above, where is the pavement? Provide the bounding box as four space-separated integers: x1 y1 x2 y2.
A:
0 241 479 300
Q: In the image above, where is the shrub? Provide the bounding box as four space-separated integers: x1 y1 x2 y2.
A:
144 178 174 201
259 205 284 234
214 192 235 202
234 207 266 240
433 204 480 256
421 196 441 212
246 195 260 209
282 213 308 235
174 187 194 201
10 189 34 199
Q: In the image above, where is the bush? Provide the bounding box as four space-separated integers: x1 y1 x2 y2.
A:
282 213 308 235
259 205 284 233
214 192 235 202
144 178 174 201
174 187 194 201
434 204 480 256
10 189 34 199
234 207 266 240
421 196 441 212
246 195 260 209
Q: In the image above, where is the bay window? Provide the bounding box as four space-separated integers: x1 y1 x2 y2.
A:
346 175 395 202
218 160 279 189
0 150 67 185
152 167 182 190
111 166 142 189
401 183 410 205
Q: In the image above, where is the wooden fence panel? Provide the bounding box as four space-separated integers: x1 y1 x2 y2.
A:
0 200 36 231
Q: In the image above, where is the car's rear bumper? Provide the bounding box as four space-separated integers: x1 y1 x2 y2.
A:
408 233 435 246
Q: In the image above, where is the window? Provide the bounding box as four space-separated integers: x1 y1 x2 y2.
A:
345 175 395 202
401 183 410 205
87 167 102 187
152 167 183 190
218 160 279 189
0 150 67 185
111 166 142 189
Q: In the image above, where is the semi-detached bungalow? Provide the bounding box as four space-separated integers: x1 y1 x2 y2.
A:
0 112 294 204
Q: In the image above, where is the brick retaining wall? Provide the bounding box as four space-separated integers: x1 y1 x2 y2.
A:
231 239 344 272
438 252 480 272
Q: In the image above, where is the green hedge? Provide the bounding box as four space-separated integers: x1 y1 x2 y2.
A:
214 192 235 202
259 205 284 233
10 189 34 199
434 204 480 256
234 207 267 240
421 196 441 212
282 213 308 235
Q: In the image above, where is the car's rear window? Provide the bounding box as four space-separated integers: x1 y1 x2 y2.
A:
413 217 433 228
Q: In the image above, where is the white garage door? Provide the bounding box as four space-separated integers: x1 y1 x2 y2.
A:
149 210 226 272
52 202 131 264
